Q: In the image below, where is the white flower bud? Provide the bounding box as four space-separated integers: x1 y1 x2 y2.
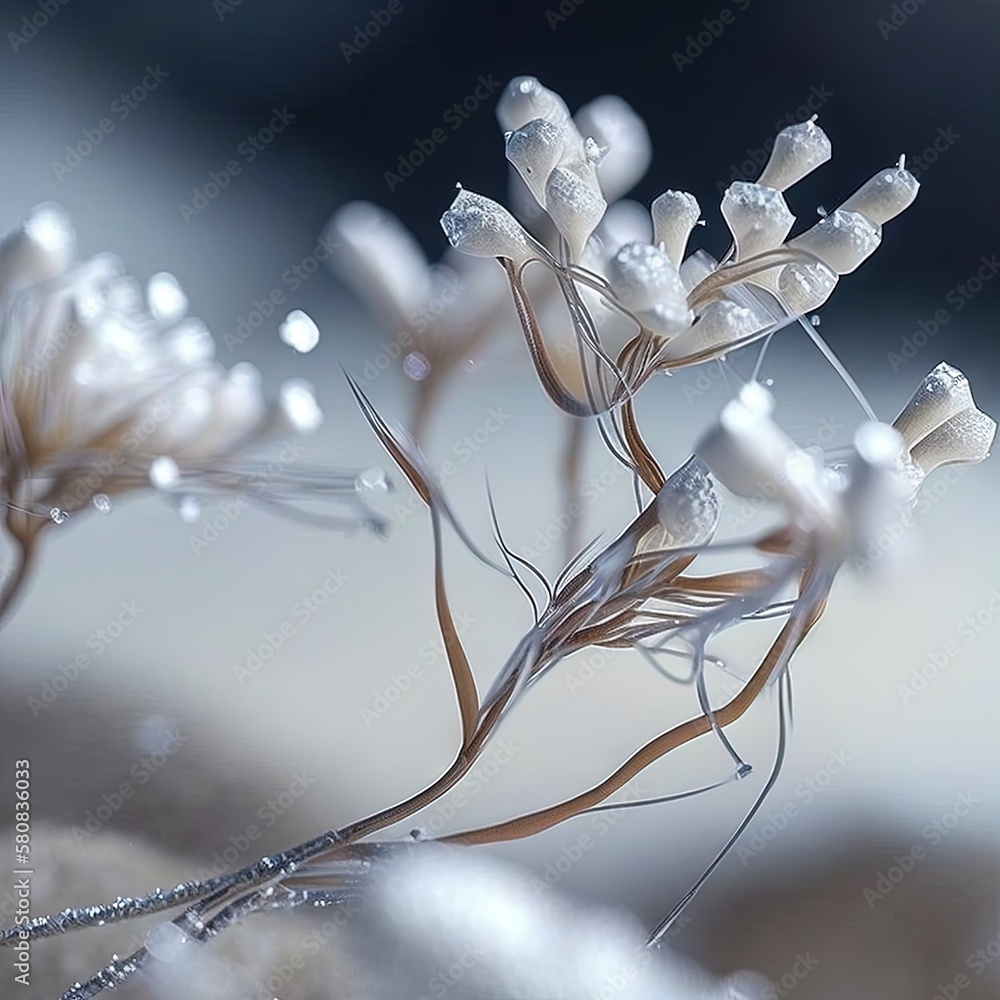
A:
439 187 538 265
655 456 720 547
657 300 765 363
838 160 919 224
839 422 910 556
756 119 832 191
720 183 795 261
147 271 187 323
788 209 881 275
776 260 839 315
650 190 701 269
606 241 685 312
496 76 572 132
891 361 975 450
0 202 75 299
910 406 996 476
544 164 607 260
572 95 652 201
696 383 836 521
326 202 430 319
504 117 566 207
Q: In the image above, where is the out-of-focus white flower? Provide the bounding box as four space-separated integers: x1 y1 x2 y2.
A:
0 204 385 616
342 845 763 1000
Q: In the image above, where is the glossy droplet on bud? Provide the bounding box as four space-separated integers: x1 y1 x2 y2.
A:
278 309 320 353
756 119 832 192
788 209 881 275
838 161 919 225
650 191 701 269
440 187 538 266
92 493 112 515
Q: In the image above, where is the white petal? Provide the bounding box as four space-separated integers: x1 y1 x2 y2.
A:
573 95 651 201
504 117 566 207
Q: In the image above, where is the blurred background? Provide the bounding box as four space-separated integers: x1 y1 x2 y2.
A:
0 0 998 996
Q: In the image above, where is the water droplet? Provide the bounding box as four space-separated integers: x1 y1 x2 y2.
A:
278 309 320 353
178 496 201 523
149 456 180 491
462 358 477 373
279 379 323 434
49 508 68 524
403 351 431 381
810 314 821 327
356 466 389 497
92 494 112 515
762 377 774 387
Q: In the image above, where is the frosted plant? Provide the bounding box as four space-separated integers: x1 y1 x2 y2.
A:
1 76 995 1000
326 87 652 445
0 204 387 622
